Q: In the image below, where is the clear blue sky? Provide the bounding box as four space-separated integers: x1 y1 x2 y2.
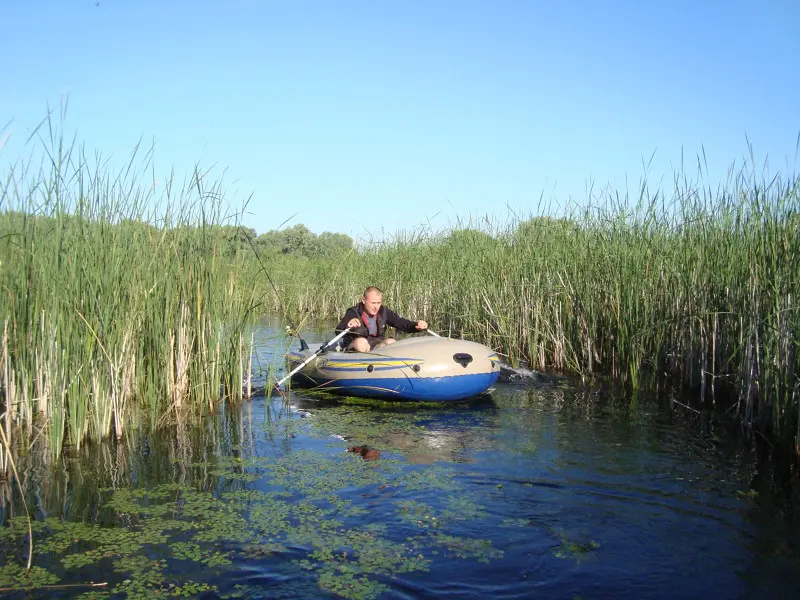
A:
2 0 798 240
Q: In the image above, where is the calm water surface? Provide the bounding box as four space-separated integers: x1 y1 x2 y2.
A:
1 324 798 599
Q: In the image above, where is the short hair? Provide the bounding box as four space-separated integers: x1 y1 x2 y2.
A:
363 286 383 297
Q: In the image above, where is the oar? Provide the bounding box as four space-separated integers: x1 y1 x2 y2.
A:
276 327 351 387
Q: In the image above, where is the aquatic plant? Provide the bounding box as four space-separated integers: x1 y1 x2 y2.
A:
0 110 261 464
257 156 800 455
0 437 506 599
4 107 798 465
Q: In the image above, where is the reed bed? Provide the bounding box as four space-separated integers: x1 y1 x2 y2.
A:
2 116 797 459
0 122 260 466
260 163 800 455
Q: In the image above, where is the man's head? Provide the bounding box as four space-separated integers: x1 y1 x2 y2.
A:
361 286 383 316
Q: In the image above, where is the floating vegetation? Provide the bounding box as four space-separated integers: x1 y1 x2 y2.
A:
0 564 60 592
299 403 434 447
0 420 505 599
3 366 800 599
550 527 602 563
442 496 489 521
293 401 494 465
553 539 601 562
428 534 504 563
735 488 759 500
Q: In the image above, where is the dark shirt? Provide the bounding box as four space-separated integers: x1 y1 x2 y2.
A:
334 303 419 349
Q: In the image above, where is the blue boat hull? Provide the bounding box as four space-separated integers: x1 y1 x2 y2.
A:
291 370 500 401
286 335 501 402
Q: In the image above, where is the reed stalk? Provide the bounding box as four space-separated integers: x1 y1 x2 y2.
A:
257 159 800 455
0 112 260 460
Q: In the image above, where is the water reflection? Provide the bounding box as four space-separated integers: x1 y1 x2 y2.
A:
290 392 500 465
0 326 798 599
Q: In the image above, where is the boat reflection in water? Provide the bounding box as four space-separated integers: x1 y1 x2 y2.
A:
292 392 498 465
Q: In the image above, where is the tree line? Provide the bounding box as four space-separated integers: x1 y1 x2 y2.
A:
0 211 355 259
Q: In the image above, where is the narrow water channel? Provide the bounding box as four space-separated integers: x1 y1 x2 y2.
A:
0 323 798 599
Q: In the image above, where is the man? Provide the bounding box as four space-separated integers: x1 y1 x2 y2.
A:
335 286 428 352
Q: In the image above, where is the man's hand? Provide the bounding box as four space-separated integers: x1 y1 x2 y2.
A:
415 320 428 330
347 318 361 328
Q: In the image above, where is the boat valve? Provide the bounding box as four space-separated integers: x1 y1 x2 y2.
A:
453 353 473 368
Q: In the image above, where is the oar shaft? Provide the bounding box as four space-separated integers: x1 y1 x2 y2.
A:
277 327 351 386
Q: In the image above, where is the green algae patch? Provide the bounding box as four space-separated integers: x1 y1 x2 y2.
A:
294 400 492 465
299 404 431 447
337 396 474 410
0 564 61 592
549 527 602 563
0 432 504 600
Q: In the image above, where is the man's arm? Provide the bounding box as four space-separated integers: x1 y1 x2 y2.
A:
384 308 421 334
335 308 367 336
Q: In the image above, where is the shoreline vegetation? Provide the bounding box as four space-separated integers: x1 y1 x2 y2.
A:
0 120 262 472
1 119 799 470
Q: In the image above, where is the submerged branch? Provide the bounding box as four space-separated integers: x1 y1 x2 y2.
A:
0 582 108 592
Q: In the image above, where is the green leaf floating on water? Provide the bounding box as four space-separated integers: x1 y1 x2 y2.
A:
0 564 60 590
0 440 504 600
549 527 602 563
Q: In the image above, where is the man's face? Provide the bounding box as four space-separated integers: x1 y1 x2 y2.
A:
362 291 382 316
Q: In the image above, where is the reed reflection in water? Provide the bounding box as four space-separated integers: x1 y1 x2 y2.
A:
0 375 798 599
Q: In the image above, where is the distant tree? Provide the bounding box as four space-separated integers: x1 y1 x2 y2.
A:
444 228 496 248
317 231 353 256
512 216 578 245
247 224 354 259
255 230 283 255
217 225 257 256
280 224 318 256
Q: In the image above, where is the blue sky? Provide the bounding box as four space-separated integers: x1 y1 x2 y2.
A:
2 0 798 241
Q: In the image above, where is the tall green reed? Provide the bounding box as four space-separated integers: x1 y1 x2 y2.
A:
0 116 259 464
258 159 800 454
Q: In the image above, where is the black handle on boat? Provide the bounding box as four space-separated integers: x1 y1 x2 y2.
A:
276 327 351 387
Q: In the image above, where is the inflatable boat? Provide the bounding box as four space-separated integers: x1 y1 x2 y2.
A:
285 335 501 402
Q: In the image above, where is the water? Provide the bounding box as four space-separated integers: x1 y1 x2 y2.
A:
1 322 798 599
